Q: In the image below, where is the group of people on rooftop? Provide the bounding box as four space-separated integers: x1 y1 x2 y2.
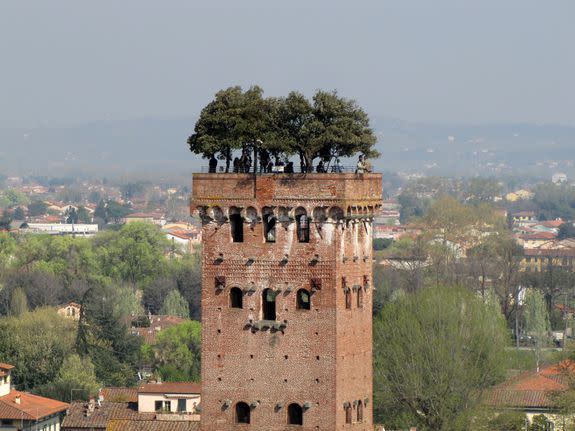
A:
208 151 372 174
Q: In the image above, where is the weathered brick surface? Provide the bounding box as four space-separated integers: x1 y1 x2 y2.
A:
191 173 382 431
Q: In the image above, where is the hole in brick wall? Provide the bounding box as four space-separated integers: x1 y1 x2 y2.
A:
262 288 277 321
315 332 319 336
284 379 288 383
235 402 250 424
284 355 288 359
296 289 311 310
230 287 243 309
316 356 320 360
316 378 320 383
217 329 221 334
250 354 254 359
295 207 310 243
230 212 244 242
217 377 222 381
288 403 303 425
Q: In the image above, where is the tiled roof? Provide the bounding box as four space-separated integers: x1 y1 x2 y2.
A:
138 382 201 395
62 402 154 429
106 419 200 431
524 248 575 257
0 363 14 370
484 360 575 409
101 388 138 403
0 390 69 420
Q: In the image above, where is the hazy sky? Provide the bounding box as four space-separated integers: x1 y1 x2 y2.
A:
1 0 574 128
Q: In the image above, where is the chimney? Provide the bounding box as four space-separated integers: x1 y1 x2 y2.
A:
14 395 21 405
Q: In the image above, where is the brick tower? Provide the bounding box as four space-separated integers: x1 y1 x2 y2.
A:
191 172 382 431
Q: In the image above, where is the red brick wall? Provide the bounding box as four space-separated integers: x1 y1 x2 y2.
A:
192 174 381 431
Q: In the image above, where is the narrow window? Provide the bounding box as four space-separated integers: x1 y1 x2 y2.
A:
236 402 251 424
155 401 163 412
357 400 363 422
263 211 276 243
345 404 352 424
288 403 303 425
262 288 277 321
295 209 310 243
215 276 226 291
343 277 351 309
230 287 243 309
296 289 311 310
357 287 363 309
230 213 244 242
363 275 370 290
177 399 186 412
164 401 171 411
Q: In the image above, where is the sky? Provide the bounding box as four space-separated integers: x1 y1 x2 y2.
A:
1 0 574 129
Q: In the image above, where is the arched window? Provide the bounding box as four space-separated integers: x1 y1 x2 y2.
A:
357 287 363 309
296 289 310 310
357 400 363 422
229 208 244 243
235 402 250 424
262 288 276 321
345 404 352 424
295 208 309 243
230 287 243 309
287 403 303 425
263 209 276 243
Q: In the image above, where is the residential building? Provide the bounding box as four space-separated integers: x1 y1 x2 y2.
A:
0 363 69 431
21 223 98 236
57 302 81 320
125 213 166 226
484 360 575 429
137 382 200 415
512 211 537 225
191 172 382 430
129 315 186 344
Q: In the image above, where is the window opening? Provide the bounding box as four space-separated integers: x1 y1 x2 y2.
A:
343 277 351 309
296 289 311 310
215 276 226 291
230 287 243 309
357 400 363 422
177 399 186 412
295 212 310 243
230 213 244 242
263 211 277 243
288 403 303 425
236 402 250 424
357 287 363 308
345 404 352 424
262 288 277 321
155 401 163 412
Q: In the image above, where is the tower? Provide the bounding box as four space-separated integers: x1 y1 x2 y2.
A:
191 172 382 431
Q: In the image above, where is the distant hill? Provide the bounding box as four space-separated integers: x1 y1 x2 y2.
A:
0 116 574 179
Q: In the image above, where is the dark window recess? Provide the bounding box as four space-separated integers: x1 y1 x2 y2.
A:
310 278 321 292
155 401 163 412
345 404 352 424
296 213 310 243
357 401 363 422
236 402 250 424
177 399 186 412
363 275 370 289
263 288 277 320
296 289 311 310
230 287 243 309
263 213 277 243
357 287 363 308
343 277 351 309
215 276 226 291
288 403 303 425
230 213 244 242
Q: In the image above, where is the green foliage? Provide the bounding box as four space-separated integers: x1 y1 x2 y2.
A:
34 354 100 402
0 189 29 207
65 207 79 224
12 206 25 220
77 206 91 223
161 290 190 318
524 289 551 370
0 308 77 390
558 222 575 240
373 238 392 251
463 177 502 203
529 414 552 431
76 284 142 386
373 286 508 431
94 222 169 284
9 287 28 316
120 182 146 200
188 86 378 171
398 192 430 224
150 320 201 382
532 183 575 221
0 232 16 269
487 411 528 431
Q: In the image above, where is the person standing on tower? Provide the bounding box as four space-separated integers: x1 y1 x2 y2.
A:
208 155 218 173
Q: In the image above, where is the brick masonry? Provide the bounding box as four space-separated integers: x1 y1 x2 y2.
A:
191 173 382 431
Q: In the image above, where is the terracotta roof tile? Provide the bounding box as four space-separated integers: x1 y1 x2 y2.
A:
106 419 199 431
101 388 138 403
62 401 154 429
0 390 69 420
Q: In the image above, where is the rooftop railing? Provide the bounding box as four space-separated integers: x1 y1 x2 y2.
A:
199 164 361 174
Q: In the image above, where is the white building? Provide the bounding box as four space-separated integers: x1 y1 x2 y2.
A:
23 223 99 236
137 382 200 416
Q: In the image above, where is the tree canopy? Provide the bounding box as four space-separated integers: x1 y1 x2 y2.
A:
187 86 379 172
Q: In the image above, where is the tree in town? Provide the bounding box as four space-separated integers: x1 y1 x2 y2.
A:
76 284 142 386
160 290 190 318
523 289 550 372
149 320 201 382
0 308 77 390
12 206 25 220
558 223 575 240
77 206 91 223
34 354 100 402
373 286 508 431
65 207 79 224
9 287 28 316
27 200 48 217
